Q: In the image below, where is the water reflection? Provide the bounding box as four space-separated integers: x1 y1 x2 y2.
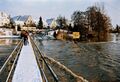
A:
0 39 20 45
0 39 20 68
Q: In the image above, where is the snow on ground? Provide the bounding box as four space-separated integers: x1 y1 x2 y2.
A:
12 37 42 82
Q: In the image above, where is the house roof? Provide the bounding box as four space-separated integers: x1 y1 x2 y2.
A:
19 15 29 21
46 18 54 26
12 15 30 22
12 16 20 21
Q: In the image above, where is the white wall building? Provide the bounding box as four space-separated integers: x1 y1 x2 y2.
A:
0 12 10 27
12 15 36 31
12 15 34 27
46 18 57 29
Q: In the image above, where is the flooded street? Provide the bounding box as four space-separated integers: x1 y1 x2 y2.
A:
0 38 20 68
34 33 120 82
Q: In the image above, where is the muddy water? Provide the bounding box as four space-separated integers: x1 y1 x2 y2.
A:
34 33 120 82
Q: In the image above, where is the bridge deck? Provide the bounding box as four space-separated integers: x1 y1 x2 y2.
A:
12 37 42 82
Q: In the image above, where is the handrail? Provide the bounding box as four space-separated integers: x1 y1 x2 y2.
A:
30 36 59 82
34 50 48 82
0 39 23 73
0 39 23 82
30 36 48 82
6 40 23 82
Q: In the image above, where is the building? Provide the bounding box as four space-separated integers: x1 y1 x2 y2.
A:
12 15 36 31
12 15 35 27
0 12 10 27
46 18 57 29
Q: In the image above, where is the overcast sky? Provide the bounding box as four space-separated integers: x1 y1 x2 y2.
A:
0 0 120 27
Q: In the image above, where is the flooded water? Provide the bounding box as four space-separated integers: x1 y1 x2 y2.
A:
0 38 20 68
34 33 120 82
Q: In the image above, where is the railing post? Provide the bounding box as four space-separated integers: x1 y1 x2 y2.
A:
30 36 59 82
0 39 23 82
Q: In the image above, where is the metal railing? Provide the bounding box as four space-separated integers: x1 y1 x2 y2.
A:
0 39 23 82
30 36 59 82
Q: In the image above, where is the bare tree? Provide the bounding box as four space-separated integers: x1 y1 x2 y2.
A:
56 15 67 29
71 11 88 35
86 5 112 41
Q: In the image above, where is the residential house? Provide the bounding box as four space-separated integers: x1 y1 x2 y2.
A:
46 18 57 29
12 15 36 31
12 15 35 27
0 12 10 27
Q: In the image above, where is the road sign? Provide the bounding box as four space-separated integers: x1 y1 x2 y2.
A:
73 32 80 39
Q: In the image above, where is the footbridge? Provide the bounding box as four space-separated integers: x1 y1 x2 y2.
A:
0 36 58 82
